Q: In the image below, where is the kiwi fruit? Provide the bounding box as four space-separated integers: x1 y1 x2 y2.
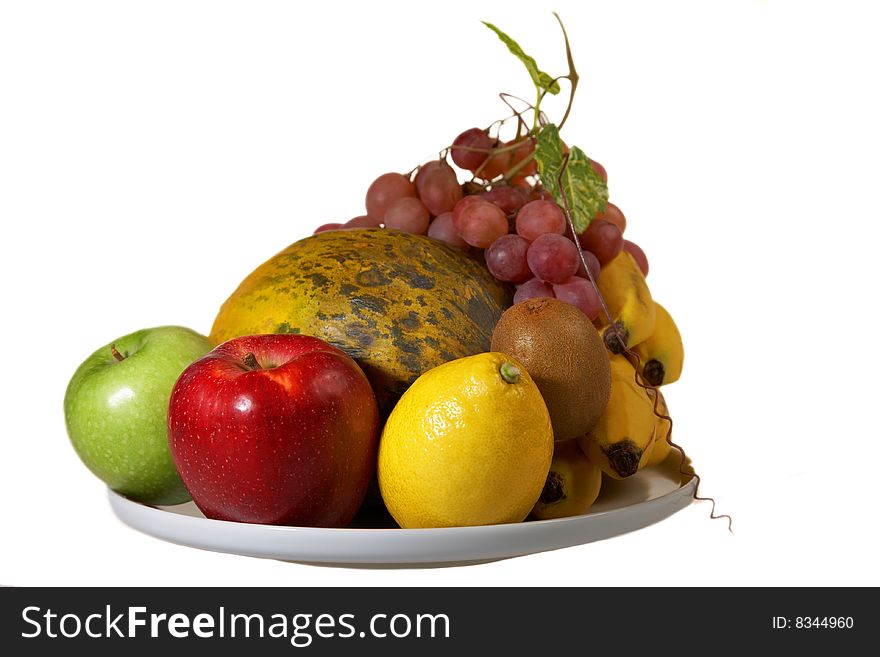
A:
491 297 611 441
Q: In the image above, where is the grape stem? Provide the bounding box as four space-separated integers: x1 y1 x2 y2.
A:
407 15 577 191
528 13 578 130
555 153 617 331
502 150 536 183
533 88 542 131
553 12 579 131
499 93 534 136
428 104 540 186
620 346 733 533
553 153 732 533
470 136 534 181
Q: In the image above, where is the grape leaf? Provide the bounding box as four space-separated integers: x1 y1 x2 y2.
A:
482 21 561 95
535 124 608 234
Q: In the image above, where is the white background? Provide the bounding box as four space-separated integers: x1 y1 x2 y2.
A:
1 0 877 586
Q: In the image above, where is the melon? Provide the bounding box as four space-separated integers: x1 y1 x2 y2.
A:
210 228 511 415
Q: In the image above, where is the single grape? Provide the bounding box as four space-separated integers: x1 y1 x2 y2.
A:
508 137 537 176
451 128 495 171
590 159 608 183
451 194 484 223
553 276 602 320
595 202 626 234
485 234 531 283
384 197 430 234
365 173 416 220
462 180 485 196
575 249 602 281
452 198 508 248
527 233 580 284
414 160 444 194
477 147 510 180
578 219 623 266
314 222 342 234
345 215 382 228
417 163 462 216
530 187 555 202
516 200 566 241
482 186 529 215
426 212 468 249
514 277 555 304
623 240 649 276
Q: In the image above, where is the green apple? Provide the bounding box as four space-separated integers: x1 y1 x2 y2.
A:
64 326 213 505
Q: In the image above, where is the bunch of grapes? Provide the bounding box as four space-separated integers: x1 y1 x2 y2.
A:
314 126 649 321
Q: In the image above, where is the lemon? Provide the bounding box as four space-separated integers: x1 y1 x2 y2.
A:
378 352 553 528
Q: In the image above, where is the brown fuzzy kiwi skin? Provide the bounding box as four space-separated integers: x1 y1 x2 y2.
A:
490 297 612 441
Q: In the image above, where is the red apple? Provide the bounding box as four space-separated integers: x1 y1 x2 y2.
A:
167 334 379 527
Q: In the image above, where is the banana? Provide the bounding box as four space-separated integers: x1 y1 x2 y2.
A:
594 251 655 354
531 439 602 520
632 302 684 386
578 354 657 479
644 390 673 467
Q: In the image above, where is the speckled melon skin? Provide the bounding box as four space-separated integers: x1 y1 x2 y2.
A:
210 228 512 416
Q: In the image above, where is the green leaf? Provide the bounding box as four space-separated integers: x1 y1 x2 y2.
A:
483 21 561 95
535 124 608 234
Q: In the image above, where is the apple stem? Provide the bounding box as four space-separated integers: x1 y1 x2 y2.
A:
110 344 126 362
242 353 261 370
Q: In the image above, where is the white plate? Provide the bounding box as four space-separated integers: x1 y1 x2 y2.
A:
109 457 695 567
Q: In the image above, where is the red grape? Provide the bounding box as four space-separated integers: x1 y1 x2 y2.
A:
417 163 462 216
590 159 608 183
516 200 566 241
575 249 601 281
530 187 555 202
595 202 626 234
414 160 445 194
427 212 468 249
485 234 531 283
365 173 416 220
508 137 537 176
514 278 555 304
451 128 495 171
345 215 382 228
482 186 529 215
452 198 508 248
314 223 342 234
384 197 430 234
451 194 484 224
578 219 623 266
478 138 537 181
527 233 580 284
623 240 649 277
553 276 602 320
478 148 509 180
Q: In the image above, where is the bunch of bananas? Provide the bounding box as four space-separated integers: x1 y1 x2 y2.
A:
531 250 684 521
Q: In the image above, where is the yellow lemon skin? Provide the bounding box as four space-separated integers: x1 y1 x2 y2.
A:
378 352 553 528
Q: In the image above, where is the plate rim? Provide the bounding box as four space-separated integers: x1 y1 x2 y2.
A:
107 470 696 565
